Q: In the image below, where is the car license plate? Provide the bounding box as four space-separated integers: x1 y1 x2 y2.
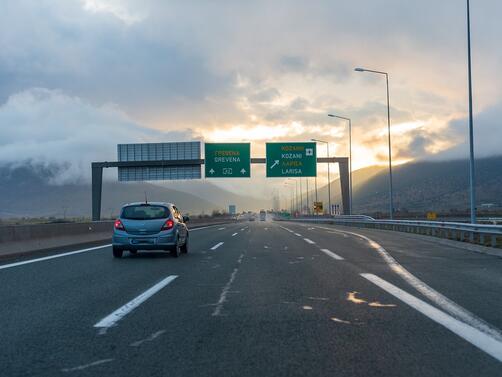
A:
132 239 154 245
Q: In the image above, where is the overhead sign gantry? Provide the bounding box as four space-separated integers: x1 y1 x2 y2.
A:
91 141 350 220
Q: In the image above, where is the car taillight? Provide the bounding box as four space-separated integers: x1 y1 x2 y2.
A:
114 219 125 231
162 219 174 231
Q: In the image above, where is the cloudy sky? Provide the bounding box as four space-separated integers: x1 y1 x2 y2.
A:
1 0 501 193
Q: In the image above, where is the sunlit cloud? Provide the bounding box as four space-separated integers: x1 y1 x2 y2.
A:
380 120 426 137
202 122 311 142
81 0 145 25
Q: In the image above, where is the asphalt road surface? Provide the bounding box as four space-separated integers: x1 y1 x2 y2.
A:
1 220 502 376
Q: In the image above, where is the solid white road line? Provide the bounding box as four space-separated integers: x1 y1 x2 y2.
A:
321 225 502 342
361 273 502 362
232 233 238 237
94 275 178 329
210 242 224 250
0 244 112 271
294 233 302 237
218 227 225 230
320 248 345 260
303 238 315 244
0 223 224 271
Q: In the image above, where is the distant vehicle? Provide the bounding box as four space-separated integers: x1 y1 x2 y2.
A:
259 210 266 221
112 202 189 258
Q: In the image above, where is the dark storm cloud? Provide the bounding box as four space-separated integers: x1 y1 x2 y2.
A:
0 1 232 111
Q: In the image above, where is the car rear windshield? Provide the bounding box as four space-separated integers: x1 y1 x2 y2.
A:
121 205 170 220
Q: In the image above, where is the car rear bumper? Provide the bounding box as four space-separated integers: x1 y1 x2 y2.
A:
112 233 176 251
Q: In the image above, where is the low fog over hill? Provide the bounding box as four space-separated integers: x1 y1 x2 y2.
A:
0 165 271 219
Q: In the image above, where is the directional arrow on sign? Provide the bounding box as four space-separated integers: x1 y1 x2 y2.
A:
209 169 215 174
240 168 246 174
270 160 279 169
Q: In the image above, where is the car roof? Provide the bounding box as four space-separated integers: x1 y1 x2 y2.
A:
122 202 174 207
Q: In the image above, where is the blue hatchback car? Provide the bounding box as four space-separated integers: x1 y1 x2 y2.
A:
112 202 189 258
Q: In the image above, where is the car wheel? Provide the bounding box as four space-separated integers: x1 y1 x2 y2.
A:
181 235 189 254
172 239 181 258
113 246 123 258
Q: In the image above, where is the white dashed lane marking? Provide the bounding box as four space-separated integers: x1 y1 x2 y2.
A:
210 242 224 250
94 275 178 330
320 249 344 260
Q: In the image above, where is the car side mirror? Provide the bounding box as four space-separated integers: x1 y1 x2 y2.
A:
183 215 190 223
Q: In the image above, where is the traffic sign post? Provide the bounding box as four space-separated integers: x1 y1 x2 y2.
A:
204 143 251 178
313 201 323 214
426 211 437 220
266 142 317 177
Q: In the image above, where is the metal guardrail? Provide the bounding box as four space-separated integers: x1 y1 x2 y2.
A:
478 217 502 225
280 215 502 248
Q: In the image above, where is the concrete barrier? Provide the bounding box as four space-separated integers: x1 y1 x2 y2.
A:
0 221 114 258
0 218 237 260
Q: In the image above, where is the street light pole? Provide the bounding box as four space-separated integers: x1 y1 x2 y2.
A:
295 179 299 213
292 187 294 213
466 0 476 224
299 178 303 215
327 144 331 215
314 176 318 201
284 182 294 213
328 114 353 215
311 139 331 215
306 178 310 215
355 67 394 219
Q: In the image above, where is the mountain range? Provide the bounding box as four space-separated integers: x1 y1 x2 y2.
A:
0 165 270 218
2 155 502 219
314 155 502 214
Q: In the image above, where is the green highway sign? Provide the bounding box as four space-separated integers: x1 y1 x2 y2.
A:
205 143 251 178
266 142 317 177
